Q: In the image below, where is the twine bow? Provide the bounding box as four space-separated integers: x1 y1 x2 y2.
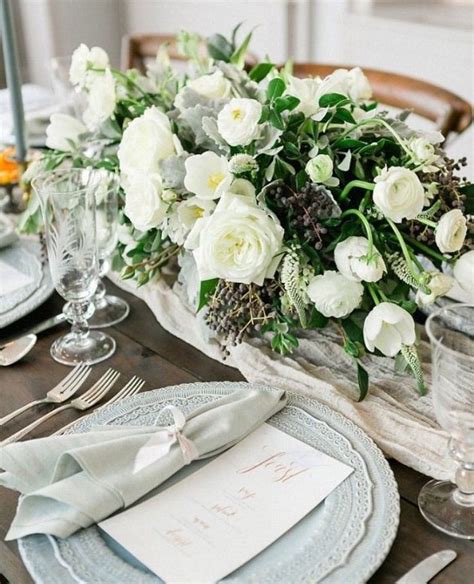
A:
133 405 199 473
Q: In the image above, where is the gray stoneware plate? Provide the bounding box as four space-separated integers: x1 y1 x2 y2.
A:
19 382 400 583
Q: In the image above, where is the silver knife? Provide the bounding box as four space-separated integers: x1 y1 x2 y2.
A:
396 550 457 584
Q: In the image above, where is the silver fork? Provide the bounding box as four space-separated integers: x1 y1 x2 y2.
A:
1 369 120 445
53 376 145 436
0 364 91 426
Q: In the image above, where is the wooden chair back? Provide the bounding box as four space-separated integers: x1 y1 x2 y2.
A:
122 33 257 74
292 63 472 138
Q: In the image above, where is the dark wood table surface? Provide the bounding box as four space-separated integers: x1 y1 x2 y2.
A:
0 281 472 584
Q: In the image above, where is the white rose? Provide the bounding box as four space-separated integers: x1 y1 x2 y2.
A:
334 236 386 282
415 271 454 306
286 75 321 118
123 172 168 232
191 194 284 285
69 44 109 89
83 68 116 131
363 302 416 357
305 154 339 187
118 106 176 176
175 70 232 109
348 67 372 102
307 271 363 318
217 98 262 146
373 166 425 222
435 209 467 253
45 113 86 151
453 251 474 300
184 151 232 200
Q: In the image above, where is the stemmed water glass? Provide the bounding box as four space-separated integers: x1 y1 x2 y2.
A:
88 169 130 328
32 168 116 366
419 303 474 539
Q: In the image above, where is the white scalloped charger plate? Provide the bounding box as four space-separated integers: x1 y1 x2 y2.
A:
19 383 400 583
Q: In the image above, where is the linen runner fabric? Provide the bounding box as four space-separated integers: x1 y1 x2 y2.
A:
0 387 287 540
109 273 454 481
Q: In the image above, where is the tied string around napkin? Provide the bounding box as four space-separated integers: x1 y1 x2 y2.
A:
0 385 287 540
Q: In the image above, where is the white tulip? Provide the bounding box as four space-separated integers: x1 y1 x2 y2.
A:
373 166 425 222
334 236 386 282
347 67 372 102
453 250 474 300
118 106 177 176
123 172 168 232
45 113 86 151
175 70 232 109
435 209 467 253
217 98 262 146
307 271 364 318
184 151 232 200
363 302 416 357
305 154 339 187
286 75 321 118
191 194 284 285
415 271 454 306
82 68 116 131
69 44 109 89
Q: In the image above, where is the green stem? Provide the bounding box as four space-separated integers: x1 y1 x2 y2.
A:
366 283 380 305
336 118 412 155
386 218 421 283
375 285 389 302
359 190 372 212
401 233 448 264
339 180 374 201
341 209 374 256
417 217 437 229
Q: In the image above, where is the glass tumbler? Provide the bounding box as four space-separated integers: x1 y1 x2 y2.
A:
33 168 116 366
88 170 130 328
419 303 474 539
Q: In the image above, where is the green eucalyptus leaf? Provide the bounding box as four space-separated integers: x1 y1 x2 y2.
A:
267 77 286 101
249 62 274 82
318 93 348 107
197 278 219 312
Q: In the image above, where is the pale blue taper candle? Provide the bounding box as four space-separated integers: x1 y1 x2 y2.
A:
0 0 26 162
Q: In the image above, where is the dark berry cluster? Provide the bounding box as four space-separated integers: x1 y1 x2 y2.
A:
266 181 333 250
205 281 280 355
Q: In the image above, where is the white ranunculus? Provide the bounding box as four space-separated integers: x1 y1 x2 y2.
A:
69 44 109 89
373 166 425 222
45 113 86 151
305 154 339 187
409 136 440 171
453 251 474 299
82 68 116 131
191 194 284 285
184 151 232 200
307 271 364 318
175 70 232 109
347 67 372 102
123 172 168 232
217 98 262 146
415 271 454 306
118 106 176 176
334 236 386 282
363 302 416 357
286 75 321 118
435 209 467 253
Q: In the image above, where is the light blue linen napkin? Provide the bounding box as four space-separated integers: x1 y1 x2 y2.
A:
0 386 286 540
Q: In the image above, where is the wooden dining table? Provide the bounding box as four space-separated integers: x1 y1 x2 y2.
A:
0 281 473 584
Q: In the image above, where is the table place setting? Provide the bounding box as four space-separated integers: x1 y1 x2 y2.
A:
0 9 473 584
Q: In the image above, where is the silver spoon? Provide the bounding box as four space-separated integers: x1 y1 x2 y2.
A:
0 313 66 366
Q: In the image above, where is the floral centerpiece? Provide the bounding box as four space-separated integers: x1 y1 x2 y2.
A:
22 29 473 398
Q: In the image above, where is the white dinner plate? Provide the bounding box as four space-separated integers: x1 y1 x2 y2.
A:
19 382 399 583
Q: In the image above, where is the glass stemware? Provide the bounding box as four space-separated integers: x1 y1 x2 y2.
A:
88 170 130 329
419 303 474 539
32 168 115 366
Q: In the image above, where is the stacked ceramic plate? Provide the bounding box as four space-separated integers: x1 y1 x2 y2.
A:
0 237 54 329
19 382 400 584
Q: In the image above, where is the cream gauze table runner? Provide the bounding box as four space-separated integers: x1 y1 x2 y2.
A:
110 273 453 481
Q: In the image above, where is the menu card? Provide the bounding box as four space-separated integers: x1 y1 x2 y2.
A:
100 423 353 583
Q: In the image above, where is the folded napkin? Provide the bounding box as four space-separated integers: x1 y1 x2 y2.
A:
0 386 286 540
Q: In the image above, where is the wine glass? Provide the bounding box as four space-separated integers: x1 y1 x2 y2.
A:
419 303 474 539
32 168 116 366
88 169 130 328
